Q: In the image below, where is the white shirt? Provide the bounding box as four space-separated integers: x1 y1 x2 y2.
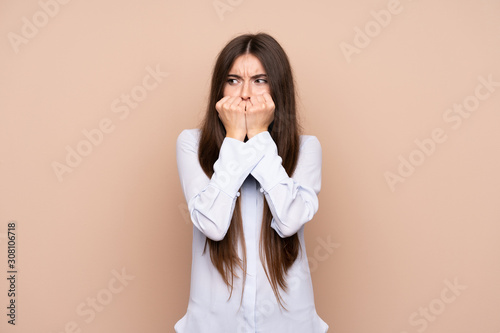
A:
175 128 328 333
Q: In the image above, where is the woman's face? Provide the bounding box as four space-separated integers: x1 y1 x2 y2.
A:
223 53 270 99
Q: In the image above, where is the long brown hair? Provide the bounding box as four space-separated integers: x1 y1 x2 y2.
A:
197 33 302 308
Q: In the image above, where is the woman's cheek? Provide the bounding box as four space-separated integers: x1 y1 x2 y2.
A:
255 86 271 95
223 86 239 97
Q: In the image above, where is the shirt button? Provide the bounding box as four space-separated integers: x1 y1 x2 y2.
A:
259 188 264 193
236 191 240 197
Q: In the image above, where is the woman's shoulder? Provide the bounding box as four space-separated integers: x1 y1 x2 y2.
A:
177 128 201 142
176 128 201 152
178 128 201 137
299 134 321 151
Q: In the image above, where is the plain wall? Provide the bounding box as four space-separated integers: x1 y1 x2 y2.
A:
1 0 499 332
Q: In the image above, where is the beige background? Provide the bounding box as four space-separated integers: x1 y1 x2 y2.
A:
1 0 500 332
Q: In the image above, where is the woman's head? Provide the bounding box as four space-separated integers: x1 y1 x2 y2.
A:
209 33 299 136
198 32 302 309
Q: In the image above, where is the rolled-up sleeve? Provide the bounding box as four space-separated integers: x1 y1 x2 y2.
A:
248 131 322 238
176 129 267 241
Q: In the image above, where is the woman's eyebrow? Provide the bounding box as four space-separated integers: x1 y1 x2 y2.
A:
227 74 268 79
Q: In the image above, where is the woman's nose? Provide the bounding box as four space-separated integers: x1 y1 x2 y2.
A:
240 82 251 100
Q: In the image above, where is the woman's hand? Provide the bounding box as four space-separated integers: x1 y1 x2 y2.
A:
216 96 248 141
245 92 275 139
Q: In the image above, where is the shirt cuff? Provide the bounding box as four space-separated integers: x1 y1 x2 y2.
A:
211 135 266 197
248 131 289 192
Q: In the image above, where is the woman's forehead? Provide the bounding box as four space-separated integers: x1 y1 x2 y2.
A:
228 54 266 76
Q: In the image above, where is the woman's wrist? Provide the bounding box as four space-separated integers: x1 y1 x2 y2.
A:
247 128 268 139
226 131 246 141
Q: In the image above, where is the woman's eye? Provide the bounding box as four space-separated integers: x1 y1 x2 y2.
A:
255 79 268 84
227 78 239 85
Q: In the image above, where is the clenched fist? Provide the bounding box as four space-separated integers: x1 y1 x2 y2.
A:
216 93 275 141
216 96 248 141
245 92 275 139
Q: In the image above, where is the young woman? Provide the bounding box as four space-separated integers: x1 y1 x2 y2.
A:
175 33 328 333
